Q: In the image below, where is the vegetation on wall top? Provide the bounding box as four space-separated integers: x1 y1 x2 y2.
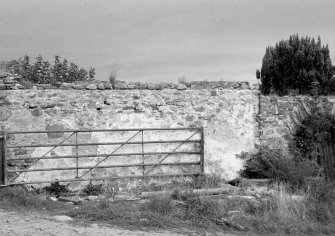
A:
0 55 95 84
257 34 335 96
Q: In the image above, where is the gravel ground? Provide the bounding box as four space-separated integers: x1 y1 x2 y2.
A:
0 209 239 236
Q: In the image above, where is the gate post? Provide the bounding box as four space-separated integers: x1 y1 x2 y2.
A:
0 132 6 185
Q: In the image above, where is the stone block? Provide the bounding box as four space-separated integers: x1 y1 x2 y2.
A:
104 98 112 105
210 90 217 96
177 84 187 90
104 82 112 89
3 78 17 84
147 83 157 90
127 83 135 89
97 83 105 90
115 82 127 89
46 124 65 138
72 84 85 90
239 82 250 89
0 107 12 121
86 84 97 90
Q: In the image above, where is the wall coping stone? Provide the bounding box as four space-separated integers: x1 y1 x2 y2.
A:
0 76 256 91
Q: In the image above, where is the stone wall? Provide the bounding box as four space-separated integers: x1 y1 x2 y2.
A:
6 84 334 186
259 95 335 151
0 89 260 185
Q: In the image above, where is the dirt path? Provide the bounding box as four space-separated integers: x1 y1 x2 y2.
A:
0 209 238 236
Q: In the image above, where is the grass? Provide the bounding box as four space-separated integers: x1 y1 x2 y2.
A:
67 190 226 232
68 180 335 234
177 76 191 87
2 177 335 235
0 186 42 209
220 182 335 235
109 64 121 89
190 174 222 189
0 186 70 213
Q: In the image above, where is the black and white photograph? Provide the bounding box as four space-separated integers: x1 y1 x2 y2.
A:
1 0 335 235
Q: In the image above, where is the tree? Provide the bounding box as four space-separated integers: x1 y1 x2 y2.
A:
256 69 260 80
89 67 95 80
1 55 95 83
21 55 32 80
32 55 44 83
258 34 334 95
61 59 69 82
52 55 63 82
42 60 51 84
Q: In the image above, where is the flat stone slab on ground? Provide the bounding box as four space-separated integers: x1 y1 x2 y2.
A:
58 196 83 205
53 215 73 222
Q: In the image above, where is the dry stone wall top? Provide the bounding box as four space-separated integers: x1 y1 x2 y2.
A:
0 76 254 91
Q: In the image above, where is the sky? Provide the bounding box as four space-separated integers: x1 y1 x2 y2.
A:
1 0 335 83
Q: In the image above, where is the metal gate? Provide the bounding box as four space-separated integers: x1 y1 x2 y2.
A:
0 127 204 186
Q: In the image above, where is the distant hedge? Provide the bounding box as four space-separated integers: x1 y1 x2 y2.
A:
0 55 95 83
257 34 335 95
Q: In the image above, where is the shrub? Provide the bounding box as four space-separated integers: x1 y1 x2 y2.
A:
82 182 103 196
43 182 71 197
240 147 321 190
258 34 334 95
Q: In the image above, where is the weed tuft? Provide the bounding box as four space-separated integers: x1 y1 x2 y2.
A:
82 181 103 196
43 182 71 197
109 64 121 89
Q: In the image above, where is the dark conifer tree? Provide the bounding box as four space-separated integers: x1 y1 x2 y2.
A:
258 34 334 95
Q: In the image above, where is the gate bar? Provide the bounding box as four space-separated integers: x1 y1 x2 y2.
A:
7 161 201 173
7 127 200 134
11 151 201 161
8 139 201 148
4 172 201 186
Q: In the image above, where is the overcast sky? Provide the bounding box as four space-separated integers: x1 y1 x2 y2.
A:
1 0 335 83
